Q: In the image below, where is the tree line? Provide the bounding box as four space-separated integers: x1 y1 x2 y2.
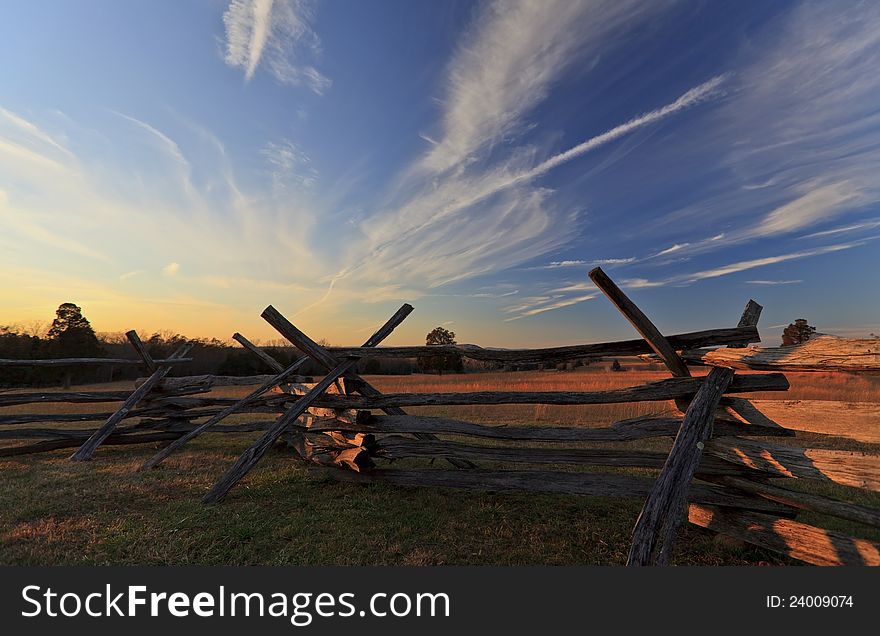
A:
0 303 416 387
2 303 831 388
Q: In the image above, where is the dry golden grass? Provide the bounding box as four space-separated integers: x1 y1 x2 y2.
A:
364 365 880 426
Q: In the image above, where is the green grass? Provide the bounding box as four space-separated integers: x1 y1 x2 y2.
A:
0 435 799 566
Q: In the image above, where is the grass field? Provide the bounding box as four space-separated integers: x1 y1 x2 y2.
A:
2 365 879 565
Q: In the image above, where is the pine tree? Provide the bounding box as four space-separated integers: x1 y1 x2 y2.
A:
47 303 101 357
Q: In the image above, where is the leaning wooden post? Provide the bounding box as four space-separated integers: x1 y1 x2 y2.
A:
715 299 764 423
231 332 307 447
234 331 342 395
139 349 311 470
232 333 285 373
589 267 690 377
261 306 475 470
126 331 158 373
627 367 733 565
202 304 414 504
729 300 762 348
589 267 692 412
70 342 194 461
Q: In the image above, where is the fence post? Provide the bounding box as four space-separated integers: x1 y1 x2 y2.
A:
70 342 194 461
201 304 414 503
627 366 734 565
261 305 476 470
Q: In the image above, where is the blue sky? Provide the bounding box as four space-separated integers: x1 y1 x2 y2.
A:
1 0 879 346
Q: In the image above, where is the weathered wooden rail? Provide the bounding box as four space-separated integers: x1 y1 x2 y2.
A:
2 267 878 566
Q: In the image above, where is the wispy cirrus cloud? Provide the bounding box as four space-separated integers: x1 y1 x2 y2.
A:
262 139 317 190
222 0 329 93
418 0 675 175
746 279 802 285
753 181 866 238
798 218 880 240
0 105 329 327
503 293 597 321
0 107 75 161
512 239 869 321
642 2 880 260
347 73 726 293
623 240 872 290
533 257 634 270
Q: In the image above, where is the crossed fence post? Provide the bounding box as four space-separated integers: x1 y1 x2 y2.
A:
139 331 320 471
70 332 193 461
588 267 763 566
259 306 475 471
201 304 415 503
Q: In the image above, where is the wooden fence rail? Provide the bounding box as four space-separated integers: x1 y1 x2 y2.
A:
2 266 878 567
321 326 758 362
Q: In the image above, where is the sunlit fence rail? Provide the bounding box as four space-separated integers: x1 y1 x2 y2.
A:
2 267 879 566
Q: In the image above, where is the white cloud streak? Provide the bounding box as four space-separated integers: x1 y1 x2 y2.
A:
419 0 674 174
745 279 802 285
223 0 329 93
504 293 597 321
0 107 75 161
351 74 725 293
625 240 872 290
754 180 866 238
645 2 880 259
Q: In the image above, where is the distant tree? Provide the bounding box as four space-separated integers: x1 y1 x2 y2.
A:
425 327 455 347
47 303 101 357
418 327 463 374
144 331 188 359
611 359 622 372
217 350 262 377
782 319 816 347
0 325 42 386
46 303 102 387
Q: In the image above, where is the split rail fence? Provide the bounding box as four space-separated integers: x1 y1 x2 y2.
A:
2 267 879 566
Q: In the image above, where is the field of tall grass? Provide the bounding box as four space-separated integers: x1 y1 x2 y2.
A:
366 364 880 425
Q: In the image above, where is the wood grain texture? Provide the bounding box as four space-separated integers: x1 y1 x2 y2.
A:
69 342 194 461
203 305 414 504
323 326 759 362
718 476 880 528
706 437 880 492
728 300 762 348
139 356 311 469
263 303 473 470
736 399 880 444
284 373 787 409
0 357 192 367
373 435 751 476
139 324 324 468
628 367 734 566
325 413 791 442
125 330 157 373
589 266 690 378
232 332 286 373
140 375 311 390
678 335 880 371
0 431 184 456
688 504 880 566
